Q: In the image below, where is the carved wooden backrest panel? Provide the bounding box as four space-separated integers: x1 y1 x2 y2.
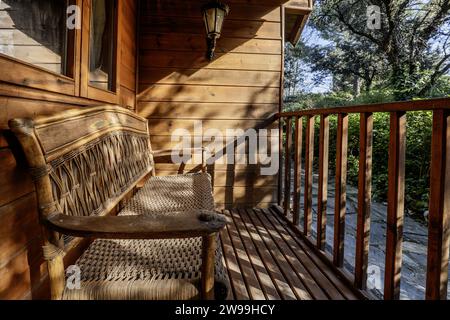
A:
10 106 154 218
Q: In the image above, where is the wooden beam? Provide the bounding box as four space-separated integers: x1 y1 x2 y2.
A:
426 110 450 300
293 116 303 226
333 114 348 267
284 0 313 14
317 115 329 250
278 118 284 206
384 111 407 300
287 15 308 45
279 97 450 118
303 115 315 236
355 113 373 290
284 117 293 216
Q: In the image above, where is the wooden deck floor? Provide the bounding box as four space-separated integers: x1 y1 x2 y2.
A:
220 207 359 300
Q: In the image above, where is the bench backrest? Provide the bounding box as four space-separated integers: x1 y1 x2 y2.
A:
9 106 154 220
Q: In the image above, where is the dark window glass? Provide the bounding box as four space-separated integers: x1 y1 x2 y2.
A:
0 0 70 75
89 0 117 91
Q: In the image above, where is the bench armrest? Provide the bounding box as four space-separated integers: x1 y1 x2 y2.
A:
43 210 226 240
152 147 208 173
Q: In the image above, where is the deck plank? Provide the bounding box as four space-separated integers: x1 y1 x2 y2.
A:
224 210 266 300
241 209 299 300
267 207 359 300
256 208 334 300
246 209 314 300
230 209 281 300
219 227 247 300
219 208 360 300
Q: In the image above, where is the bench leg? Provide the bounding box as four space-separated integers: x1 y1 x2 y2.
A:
201 233 216 300
48 255 65 300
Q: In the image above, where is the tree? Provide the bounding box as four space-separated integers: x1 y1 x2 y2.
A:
311 0 450 100
284 44 305 97
304 36 386 95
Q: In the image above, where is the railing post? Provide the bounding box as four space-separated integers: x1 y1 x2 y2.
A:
384 111 407 300
284 117 293 216
317 114 330 250
278 117 284 206
333 113 348 267
304 115 315 236
355 112 373 289
293 116 303 226
426 109 450 300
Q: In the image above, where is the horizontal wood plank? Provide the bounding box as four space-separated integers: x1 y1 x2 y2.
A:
140 34 282 54
138 85 279 104
141 17 281 40
0 149 34 207
140 52 282 71
140 68 280 88
139 102 278 120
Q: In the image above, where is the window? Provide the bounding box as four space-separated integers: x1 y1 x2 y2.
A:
0 0 72 75
88 0 117 91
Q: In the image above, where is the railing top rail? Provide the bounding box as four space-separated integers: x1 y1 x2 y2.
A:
278 97 450 118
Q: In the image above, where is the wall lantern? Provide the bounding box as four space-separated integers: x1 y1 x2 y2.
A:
202 0 230 61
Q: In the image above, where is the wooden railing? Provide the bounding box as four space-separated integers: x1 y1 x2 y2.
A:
277 97 450 300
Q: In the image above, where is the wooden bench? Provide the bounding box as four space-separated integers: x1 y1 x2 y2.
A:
9 105 228 300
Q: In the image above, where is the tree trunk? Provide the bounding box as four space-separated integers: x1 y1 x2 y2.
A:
353 75 361 97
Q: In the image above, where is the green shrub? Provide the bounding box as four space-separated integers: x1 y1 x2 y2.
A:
285 107 432 220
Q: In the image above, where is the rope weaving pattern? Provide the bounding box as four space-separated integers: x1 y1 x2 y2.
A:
47 131 153 218
63 173 229 300
120 173 215 217
42 243 66 261
11 108 230 300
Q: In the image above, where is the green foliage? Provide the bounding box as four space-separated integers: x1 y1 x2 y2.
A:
309 0 450 101
282 1 450 221
287 109 433 219
284 89 395 111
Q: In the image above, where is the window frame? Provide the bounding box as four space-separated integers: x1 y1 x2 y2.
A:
80 0 121 103
0 0 82 96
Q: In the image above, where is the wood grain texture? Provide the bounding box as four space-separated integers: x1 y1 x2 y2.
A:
426 110 450 300
355 113 373 290
293 116 303 225
0 0 139 300
219 208 359 300
45 212 225 239
384 111 406 300
303 116 314 236
333 114 348 267
138 1 282 208
317 115 329 250
284 117 293 215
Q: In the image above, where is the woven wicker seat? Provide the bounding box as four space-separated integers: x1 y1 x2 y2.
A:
64 173 229 300
9 106 228 300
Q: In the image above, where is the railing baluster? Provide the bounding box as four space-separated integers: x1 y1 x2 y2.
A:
384 111 407 300
278 118 284 206
317 114 330 250
426 109 450 300
304 115 315 236
333 113 348 267
355 112 373 289
293 116 303 226
284 117 293 216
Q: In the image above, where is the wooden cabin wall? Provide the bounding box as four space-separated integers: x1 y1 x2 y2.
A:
137 0 283 209
0 0 138 300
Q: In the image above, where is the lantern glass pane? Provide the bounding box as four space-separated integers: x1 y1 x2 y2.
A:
203 12 210 34
204 8 216 34
215 9 226 35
